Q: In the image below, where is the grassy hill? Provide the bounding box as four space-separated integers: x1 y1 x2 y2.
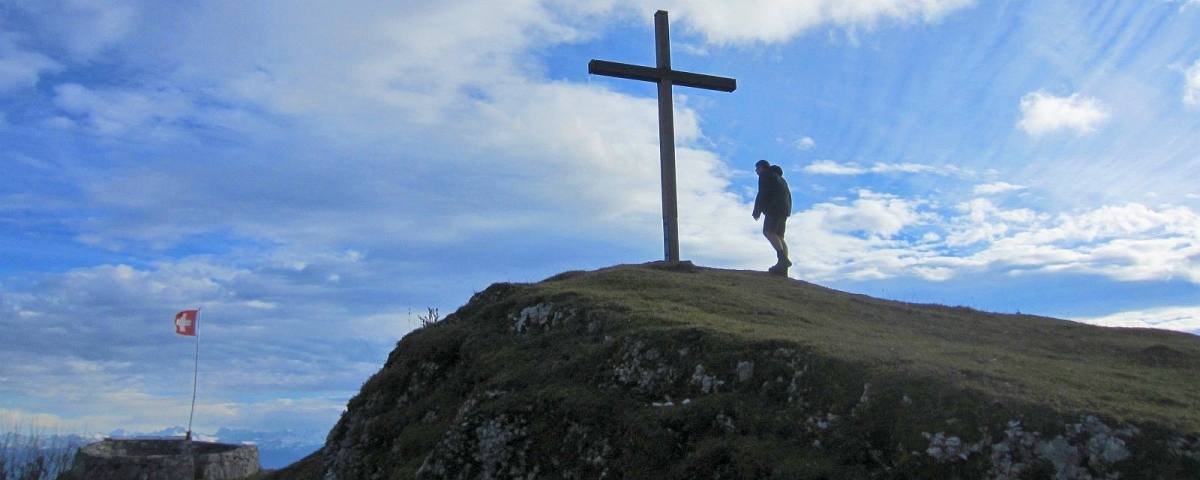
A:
268 262 1200 479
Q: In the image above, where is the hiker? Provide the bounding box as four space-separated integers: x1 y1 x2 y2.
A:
752 160 792 275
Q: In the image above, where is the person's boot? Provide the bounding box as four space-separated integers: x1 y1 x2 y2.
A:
769 255 791 276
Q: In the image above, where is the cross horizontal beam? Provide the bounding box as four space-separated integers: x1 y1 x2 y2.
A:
588 60 736 92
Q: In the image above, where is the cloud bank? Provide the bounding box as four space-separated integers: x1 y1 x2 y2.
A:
658 0 975 43
1080 306 1200 334
803 160 967 177
794 194 1200 285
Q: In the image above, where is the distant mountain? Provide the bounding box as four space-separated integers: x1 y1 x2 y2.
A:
269 262 1200 479
212 427 325 469
103 426 324 469
107 426 193 440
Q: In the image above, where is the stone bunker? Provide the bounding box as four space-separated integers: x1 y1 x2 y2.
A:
70 438 260 480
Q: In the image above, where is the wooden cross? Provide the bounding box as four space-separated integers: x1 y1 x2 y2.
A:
589 10 736 263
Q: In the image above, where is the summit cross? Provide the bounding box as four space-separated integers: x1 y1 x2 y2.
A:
588 10 736 263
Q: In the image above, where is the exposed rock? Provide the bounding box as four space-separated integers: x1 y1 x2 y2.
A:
736 361 754 382
313 264 1200 480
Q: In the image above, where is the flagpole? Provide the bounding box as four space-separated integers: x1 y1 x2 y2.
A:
187 308 200 441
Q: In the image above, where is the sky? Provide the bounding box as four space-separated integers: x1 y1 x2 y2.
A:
3 0 1200 458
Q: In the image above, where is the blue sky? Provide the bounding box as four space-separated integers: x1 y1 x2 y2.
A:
3 0 1199 456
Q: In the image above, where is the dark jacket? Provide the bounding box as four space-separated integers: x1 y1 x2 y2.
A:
753 167 792 218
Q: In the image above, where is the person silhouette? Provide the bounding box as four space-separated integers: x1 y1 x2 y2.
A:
752 160 792 275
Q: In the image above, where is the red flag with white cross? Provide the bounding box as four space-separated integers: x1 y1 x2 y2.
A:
174 310 198 336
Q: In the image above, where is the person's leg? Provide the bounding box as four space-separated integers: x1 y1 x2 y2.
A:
764 232 783 258
764 216 790 267
775 217 790 267
777 235 790 267
763 225 781 264
765 232 787 275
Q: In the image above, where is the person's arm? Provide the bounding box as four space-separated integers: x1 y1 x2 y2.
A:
779 177 792 216
752 176 767 219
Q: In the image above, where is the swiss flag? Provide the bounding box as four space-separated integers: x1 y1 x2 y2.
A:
174 310 198 336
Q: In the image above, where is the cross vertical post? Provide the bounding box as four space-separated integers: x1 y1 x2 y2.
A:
654 11 679 263
589 10 736 262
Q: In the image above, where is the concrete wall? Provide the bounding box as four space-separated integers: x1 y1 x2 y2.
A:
70 438 260 480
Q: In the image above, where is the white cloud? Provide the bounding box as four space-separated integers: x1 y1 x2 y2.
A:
796 136 816 150
17 0 583 132
818 190 928 237
1077 306 1200 335
935 202 1200 282
1017 90 1111 136
877 163 941 174
3 0 989 264
974 182 1026 195
0 250 411 434
0 0 763 293
51 83 196 137
1184 60 1200 107
942 198 1039 247
0 34 63 92
786 190 1200 285
806 159 868 175
788 190 939 280
7 0 139 61
803 160 965 176
657 0 976 44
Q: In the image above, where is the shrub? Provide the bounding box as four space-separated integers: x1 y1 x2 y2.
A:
0 424 83 480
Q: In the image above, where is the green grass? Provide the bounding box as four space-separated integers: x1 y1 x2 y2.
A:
274 262 1200 479
533 263 1200 432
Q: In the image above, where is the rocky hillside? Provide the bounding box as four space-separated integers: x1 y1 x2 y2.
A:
284 262 1200 479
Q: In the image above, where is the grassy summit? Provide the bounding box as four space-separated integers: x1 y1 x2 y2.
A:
559 264 1200 430
277 262 1200 479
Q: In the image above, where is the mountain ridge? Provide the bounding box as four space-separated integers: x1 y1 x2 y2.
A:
272 262 1200 479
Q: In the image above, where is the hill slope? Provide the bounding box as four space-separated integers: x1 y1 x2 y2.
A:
295 262 1200 479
